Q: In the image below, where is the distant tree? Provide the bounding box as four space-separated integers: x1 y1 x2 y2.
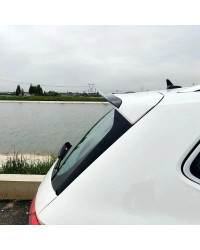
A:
36 85 43 96
48 91 59 96
29 84 43 96
16 85 21 96
29 84 33 95
21 88 24 96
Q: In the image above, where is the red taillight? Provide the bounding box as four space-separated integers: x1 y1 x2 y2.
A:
29 194 41 225
29 213 40 225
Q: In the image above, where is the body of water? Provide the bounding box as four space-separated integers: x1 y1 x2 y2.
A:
0 102 112 154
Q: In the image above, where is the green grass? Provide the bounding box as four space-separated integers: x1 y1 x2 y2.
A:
0 154 57 175
0 95 106 102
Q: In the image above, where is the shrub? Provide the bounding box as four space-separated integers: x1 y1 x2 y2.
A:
0 154 57 175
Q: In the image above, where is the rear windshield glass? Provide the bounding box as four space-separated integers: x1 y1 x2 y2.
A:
52 109 131 195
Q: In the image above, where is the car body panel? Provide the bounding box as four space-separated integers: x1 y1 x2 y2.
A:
35 161 57 214
37 91 200 224
114 91 163 124
35 91 164 215
177 84 200 93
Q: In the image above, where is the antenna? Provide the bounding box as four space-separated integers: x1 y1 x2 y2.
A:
166 79 182 89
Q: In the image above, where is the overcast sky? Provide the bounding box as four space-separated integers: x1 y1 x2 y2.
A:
0 25 200 93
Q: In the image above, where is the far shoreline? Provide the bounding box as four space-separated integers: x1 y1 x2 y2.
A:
0 100 109 104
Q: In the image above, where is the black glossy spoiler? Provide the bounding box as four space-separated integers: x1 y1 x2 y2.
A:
99 91 122 108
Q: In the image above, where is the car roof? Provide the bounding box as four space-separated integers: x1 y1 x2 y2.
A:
109 84 200 124
157 84 200 94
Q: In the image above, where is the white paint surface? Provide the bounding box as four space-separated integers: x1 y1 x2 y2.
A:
36 89 200 224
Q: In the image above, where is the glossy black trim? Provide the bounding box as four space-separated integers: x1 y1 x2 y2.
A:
190 152 200 178
181 140 200 184
99 92 122 108
166 79 182 89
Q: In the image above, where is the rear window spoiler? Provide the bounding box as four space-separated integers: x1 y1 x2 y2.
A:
99 91 122 108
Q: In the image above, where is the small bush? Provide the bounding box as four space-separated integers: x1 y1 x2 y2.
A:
0 96 106 102
0 154 57 175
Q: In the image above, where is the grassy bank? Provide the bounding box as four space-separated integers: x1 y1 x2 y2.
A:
0 154 57 175
0 95 106 102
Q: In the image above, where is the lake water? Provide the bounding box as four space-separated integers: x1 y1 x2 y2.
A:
0 102 112 154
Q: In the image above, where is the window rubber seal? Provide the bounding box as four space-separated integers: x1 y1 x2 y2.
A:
182 140 200 185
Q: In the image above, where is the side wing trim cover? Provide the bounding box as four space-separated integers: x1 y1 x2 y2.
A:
99 92 122 108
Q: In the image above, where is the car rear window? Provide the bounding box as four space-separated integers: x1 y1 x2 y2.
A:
51 109 132 195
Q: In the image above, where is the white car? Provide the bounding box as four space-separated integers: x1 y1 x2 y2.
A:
29 80 200 225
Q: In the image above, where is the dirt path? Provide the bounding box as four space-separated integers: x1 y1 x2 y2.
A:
0 200 31 225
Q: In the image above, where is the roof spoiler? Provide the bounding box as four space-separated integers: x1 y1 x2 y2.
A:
166 79 182 89
99 91 122 108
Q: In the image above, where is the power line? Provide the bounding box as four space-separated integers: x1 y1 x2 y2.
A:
0 77 122 93
88 83 95 93
0 78 31 85
0 77 88 88
41 84 88 88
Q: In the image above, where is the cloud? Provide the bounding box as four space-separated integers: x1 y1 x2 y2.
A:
0 25 200 92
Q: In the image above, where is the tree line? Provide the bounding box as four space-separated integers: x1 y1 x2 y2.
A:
15 84 44 96
15 84 100 97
